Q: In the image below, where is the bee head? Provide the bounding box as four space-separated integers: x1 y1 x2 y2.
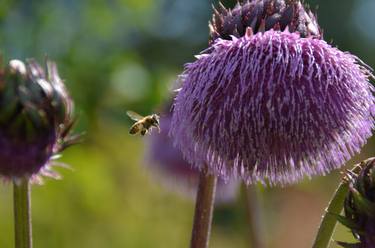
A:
151 114 160 125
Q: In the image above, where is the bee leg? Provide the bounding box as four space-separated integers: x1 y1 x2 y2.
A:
141 130 147 136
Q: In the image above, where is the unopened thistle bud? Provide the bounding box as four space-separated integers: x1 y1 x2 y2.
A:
170 0 375 185
0 58 78 180
337 158 375 248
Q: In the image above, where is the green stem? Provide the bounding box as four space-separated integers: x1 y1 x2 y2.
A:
242 184 265 248
13 178 32 248
190 172 217 248
312 182 348 248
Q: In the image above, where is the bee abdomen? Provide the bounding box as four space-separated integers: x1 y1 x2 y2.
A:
129 123 141 134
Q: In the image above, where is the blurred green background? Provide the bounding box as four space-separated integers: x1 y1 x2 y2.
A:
0 0 374 247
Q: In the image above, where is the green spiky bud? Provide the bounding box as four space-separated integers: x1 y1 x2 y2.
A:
337 158 375 247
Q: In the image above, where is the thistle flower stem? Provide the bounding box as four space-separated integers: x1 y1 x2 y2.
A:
312 182 348 248
190 170 217 248
13 178 32 248
242 184 265 248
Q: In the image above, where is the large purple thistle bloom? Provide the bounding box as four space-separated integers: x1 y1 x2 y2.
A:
170 28 375 185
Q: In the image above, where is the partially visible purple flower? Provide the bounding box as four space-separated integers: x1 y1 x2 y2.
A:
170 27 375 185
146 110 238 203
0 59 78 181
337 158 375 248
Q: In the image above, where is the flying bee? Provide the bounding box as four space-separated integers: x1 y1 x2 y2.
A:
126 110 160 136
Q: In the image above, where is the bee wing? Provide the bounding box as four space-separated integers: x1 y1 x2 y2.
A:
126 110 144 121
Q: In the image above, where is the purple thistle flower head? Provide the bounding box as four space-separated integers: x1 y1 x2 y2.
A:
170 2 375 186
146 107 238 203
0 59 78 181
